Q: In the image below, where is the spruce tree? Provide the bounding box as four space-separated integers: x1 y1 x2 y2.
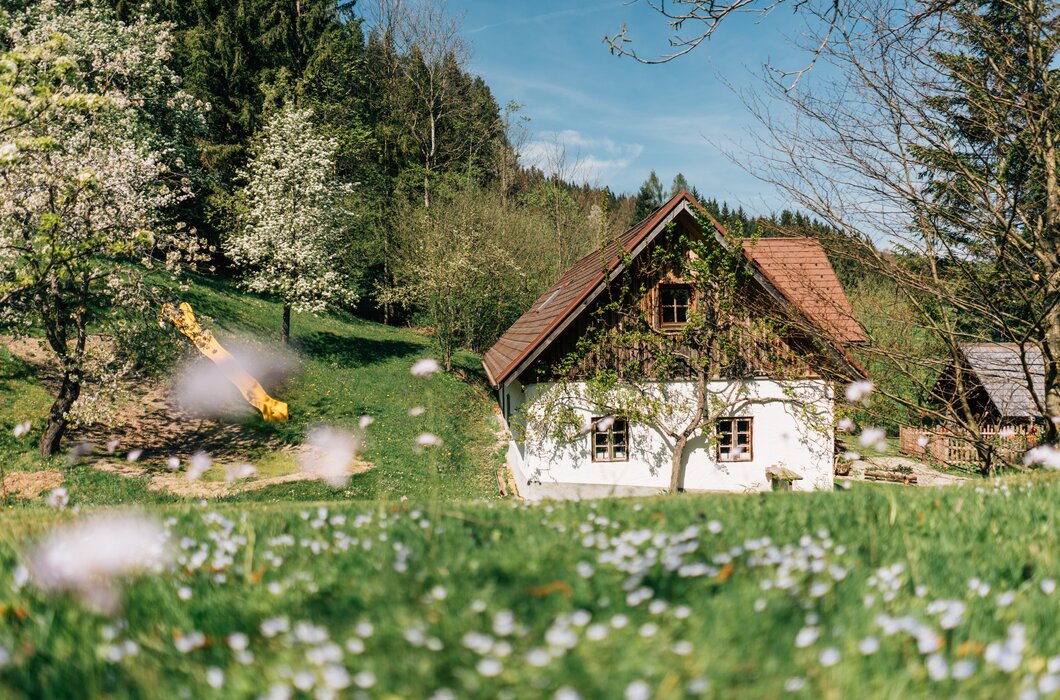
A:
632 170 665 222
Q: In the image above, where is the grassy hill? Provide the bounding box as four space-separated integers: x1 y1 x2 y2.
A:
0 474 1058 697
0 273 503 505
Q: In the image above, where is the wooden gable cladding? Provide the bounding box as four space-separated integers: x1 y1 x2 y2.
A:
519 223 833 384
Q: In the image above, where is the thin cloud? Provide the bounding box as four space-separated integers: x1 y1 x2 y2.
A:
465 2 623 35
519 130 643 185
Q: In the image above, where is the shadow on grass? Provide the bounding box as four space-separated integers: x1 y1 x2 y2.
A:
297 331 422 368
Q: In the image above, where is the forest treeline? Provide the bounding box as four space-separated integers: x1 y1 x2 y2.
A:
91 0 644 360
89 0 839 362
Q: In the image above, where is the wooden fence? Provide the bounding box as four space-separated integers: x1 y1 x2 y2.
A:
899 425 1040 467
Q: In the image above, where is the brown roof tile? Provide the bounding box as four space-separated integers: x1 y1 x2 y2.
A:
741 238 867 344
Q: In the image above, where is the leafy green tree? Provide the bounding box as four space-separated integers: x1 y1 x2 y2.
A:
381 189 526 369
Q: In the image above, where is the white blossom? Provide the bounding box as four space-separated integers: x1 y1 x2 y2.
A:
24 512 172 614
411 358 442 377
299 426 362 487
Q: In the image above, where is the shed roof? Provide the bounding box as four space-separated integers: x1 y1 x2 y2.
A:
482 191 866 387
959 343 1045 419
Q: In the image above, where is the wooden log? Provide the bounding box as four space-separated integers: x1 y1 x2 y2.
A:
863 470 917 485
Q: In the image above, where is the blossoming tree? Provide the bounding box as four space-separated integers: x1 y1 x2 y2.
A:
0 2 205 457
226 105 359 345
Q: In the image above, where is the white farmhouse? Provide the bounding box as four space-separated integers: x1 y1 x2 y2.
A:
484 191 867 498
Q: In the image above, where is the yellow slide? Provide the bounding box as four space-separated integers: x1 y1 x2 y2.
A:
161 302 289 422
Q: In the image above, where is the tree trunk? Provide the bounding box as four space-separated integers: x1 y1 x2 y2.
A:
669 434 688 493
1042 130 1060 443
39 369 81 458
282 302 291 346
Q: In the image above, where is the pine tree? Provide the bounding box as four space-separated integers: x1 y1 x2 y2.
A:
670 172 690 197
632 170 665 223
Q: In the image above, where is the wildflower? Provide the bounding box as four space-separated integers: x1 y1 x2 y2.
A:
408 406 425 417
845 380 874 403
859 636 880 655
359 415 375 429
13 420 31 438
166 456 180 470
187 451 212 480
586 624 608 641
126 449 143 463
476 657 503 677
24 512 171 614
45 487 69 510
837 417 854 432
67 441 93 463
174 630 206 653
177 586 192 600
624 680 652 700
859 427 887 449
951 660 976 680
672 640 694 656
926 654 948 681
526 648 550 666
1024 444 1060 469
795 627 820 648
225 463 257 482
261 616 289 638
411 358 441 377
106 439 120 453
299 426 362 487
554 687 582 700
688 677 710 694
324 666 352 690
416 433 443 448
226 632 249 651
784 678 806 692
206 667 224 689
917 434 931 447
352 670 376 689
1042 579 1056 595
819 648 841 667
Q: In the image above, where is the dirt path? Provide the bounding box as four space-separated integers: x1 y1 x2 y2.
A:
4 335 290 462
0 470 63 499
92 457 373 498
844 455 969 487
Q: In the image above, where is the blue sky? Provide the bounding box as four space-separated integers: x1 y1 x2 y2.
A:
449 0 815 212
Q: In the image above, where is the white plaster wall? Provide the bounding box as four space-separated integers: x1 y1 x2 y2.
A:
501 382 529 492
515 379 834 497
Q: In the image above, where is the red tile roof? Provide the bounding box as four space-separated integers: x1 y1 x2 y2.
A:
741 237 866 344
482 191 865 386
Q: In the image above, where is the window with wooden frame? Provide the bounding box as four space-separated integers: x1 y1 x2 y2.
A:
591 417 629 462
657 284 693 329
717 417 753 462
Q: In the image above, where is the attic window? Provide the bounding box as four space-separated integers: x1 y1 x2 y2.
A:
658 284 693 328
537 286 563 312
